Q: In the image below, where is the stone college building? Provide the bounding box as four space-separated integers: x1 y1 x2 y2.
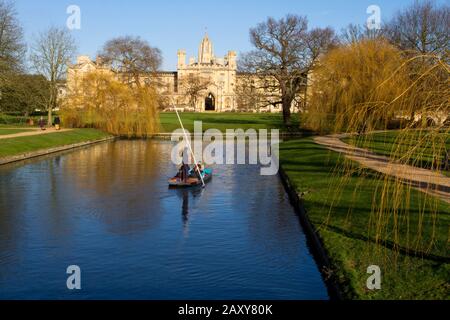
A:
68 34 286 113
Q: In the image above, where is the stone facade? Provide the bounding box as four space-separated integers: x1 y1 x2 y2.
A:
67 34 286 113
171 34 238 112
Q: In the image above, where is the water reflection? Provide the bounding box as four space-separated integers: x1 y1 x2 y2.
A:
173 188 205 236
0 140 328 300
181 190 189 233
55 141 168 235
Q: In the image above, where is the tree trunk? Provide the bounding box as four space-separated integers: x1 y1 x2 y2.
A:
47 103 53 127
282 96 292 127
48 85 58 126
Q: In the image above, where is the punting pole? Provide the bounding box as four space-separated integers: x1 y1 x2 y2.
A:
174 107 205 188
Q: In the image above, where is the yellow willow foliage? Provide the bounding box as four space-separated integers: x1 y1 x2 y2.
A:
61 71 160 138
306 40 449 264
306 40 412 133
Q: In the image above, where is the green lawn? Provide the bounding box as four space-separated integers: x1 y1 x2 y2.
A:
1 112 301 133
159 112 300 133
0 128 35 135
343 130 450 176
0 129 112 158
280 138 449 300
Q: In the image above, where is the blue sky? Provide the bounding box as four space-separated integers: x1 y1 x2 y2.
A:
14 0 446 70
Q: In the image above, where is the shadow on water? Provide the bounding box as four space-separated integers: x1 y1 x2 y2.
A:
171 187 205 236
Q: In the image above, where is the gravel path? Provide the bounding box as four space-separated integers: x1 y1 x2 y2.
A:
0 128 73 140
314 134 450 204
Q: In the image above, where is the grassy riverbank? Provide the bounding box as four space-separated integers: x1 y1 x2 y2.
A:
0 129 112 158
280 138 449 300
1 112 301 134
159 112 300 133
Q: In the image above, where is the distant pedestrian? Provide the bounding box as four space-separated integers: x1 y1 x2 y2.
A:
38 117 46 131
54 116 61 130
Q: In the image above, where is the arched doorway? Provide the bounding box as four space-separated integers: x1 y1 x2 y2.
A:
205 93 215 111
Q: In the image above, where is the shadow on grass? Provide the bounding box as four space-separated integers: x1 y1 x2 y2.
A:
318 223 450 263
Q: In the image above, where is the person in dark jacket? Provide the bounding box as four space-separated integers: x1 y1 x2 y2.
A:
178 150 191 183
179 162 190 182
54 117 61 130
38 117 46 130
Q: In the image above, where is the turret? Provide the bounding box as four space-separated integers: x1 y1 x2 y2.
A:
177 49 186 69
227 51 237 69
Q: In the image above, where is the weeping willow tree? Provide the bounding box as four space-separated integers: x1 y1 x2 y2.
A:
61 71 160 137
305 39 449 264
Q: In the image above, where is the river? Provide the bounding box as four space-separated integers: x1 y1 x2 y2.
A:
0 140 328 299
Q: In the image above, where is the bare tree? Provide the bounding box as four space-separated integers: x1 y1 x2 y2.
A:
240 15 336 126
235 76 260 112
340 23 386 45
180 74 211 111
235 73 277 112
30 27 76 125
0 1 25 81
386 0 449 56
98 36 162 87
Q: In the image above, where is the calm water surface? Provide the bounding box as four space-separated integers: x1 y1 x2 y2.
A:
0 140 328 299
